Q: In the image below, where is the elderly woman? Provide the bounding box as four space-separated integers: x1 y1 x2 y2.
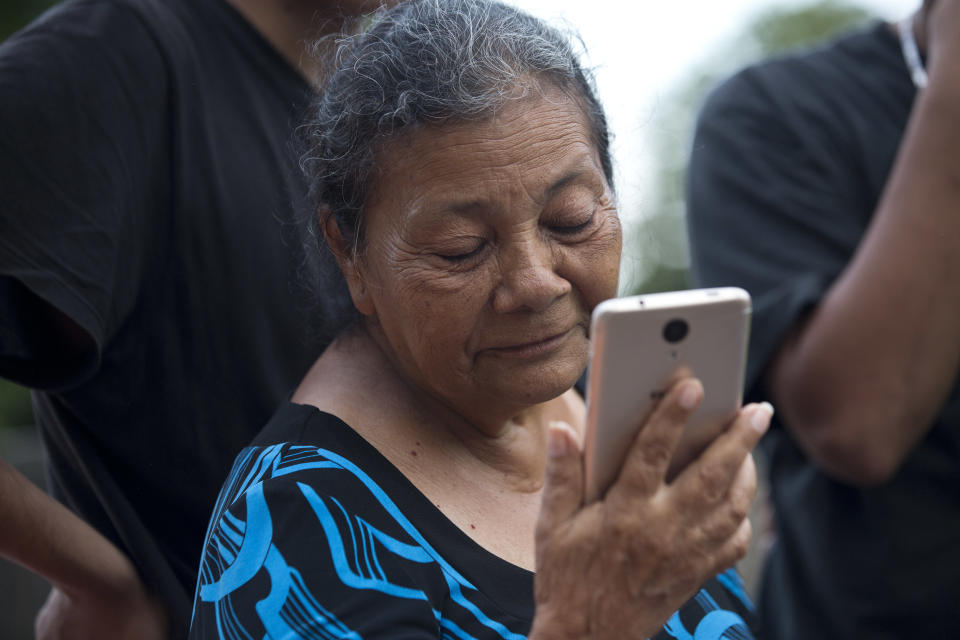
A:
189 1 770 637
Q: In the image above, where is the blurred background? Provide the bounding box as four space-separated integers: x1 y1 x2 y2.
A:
0 0 54 605
504 0 913 296
0 0 913 636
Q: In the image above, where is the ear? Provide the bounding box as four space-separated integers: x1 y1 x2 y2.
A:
321 208 376 317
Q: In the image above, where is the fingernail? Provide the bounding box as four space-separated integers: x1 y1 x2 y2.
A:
751 402 774 433
678 380 702 410
548 421 570 457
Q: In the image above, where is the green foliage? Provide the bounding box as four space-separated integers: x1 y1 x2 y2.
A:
1 0 58 42
627 0 874 296
750 2 872 55
0 381 32 429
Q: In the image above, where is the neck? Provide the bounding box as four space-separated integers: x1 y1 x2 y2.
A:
225 0 369 83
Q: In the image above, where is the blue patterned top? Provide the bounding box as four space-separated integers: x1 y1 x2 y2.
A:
189 402 758 639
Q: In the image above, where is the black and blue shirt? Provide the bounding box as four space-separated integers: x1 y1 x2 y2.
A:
190 402 758 639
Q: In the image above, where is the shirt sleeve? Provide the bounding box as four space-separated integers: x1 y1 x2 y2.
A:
685 65 869 398
0 2 168 389
190 451 444 639
655 569 758 640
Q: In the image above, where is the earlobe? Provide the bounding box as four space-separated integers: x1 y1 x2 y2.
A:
321 209 376 317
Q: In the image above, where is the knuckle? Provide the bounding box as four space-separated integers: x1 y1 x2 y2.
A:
696 463 728 502
603 509 634 542
731 520 752 560
639 439 673 469
661 400 695 431
729 492 751 523
605 507 665 559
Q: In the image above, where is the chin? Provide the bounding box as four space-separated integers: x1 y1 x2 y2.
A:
493 358 586 407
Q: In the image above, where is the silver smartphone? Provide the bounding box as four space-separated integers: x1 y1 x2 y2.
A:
582 287 752 502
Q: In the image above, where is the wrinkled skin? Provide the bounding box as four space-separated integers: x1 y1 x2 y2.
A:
325 86 769 637
340 88 621 421
531 379 768 638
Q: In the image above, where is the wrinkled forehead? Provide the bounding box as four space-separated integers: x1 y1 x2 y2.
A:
363 89 609 218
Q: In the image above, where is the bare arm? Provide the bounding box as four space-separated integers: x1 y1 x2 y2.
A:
0 458 131 598
767 2 960 486
0 459 166 639
0 285 163 637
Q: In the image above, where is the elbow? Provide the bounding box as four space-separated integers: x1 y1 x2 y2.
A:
799 423 902 487
787 411 905 488
768 337 921 487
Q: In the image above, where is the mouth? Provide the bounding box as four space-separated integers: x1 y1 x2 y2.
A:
485 328 576 360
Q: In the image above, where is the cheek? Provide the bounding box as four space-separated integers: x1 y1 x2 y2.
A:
567 216 622 307
387 261 491 318
377 261 493 357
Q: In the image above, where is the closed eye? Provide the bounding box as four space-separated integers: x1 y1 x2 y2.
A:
548 212 595 236
437 243 485 263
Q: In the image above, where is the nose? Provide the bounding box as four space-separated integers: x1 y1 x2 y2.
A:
492 235 570 314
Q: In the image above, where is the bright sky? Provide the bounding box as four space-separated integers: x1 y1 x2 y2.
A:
504 0 916 225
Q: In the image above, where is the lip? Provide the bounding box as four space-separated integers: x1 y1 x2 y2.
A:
484 328 575 360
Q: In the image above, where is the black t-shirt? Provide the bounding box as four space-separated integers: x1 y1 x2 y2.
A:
688 22 960 638
0 0 338 634
190 402 759 639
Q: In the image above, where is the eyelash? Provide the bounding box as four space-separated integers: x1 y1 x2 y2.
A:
434 206 598 262
437 242 485 263
548 210 595 236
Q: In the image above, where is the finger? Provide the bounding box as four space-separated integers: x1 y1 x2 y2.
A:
711 517 753 576
34 588 64 640
684 453 757 546
729 453 758 522
611 377 703 497
673 402 771 506
536 421 585 539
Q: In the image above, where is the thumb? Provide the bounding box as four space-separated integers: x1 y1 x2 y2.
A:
537 421 584 536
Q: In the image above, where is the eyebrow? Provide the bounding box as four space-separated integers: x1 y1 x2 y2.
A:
545 168 590 199
441 163 603 216
543 155 608 200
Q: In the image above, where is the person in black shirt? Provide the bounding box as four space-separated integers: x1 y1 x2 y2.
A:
687 1 960 636
0 0 383 637
191 1 772 637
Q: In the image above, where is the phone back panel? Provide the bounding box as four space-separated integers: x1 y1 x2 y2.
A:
583 288 751 502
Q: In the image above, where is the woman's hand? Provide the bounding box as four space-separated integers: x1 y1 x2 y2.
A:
35 578 167 640
529 378 771 639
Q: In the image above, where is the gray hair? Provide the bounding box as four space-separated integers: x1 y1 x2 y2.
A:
301 0 613 253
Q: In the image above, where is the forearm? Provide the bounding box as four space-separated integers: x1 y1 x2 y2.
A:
0 458 140 598
770 40 960 485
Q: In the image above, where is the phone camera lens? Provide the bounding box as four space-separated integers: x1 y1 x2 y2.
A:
663 318 689 344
